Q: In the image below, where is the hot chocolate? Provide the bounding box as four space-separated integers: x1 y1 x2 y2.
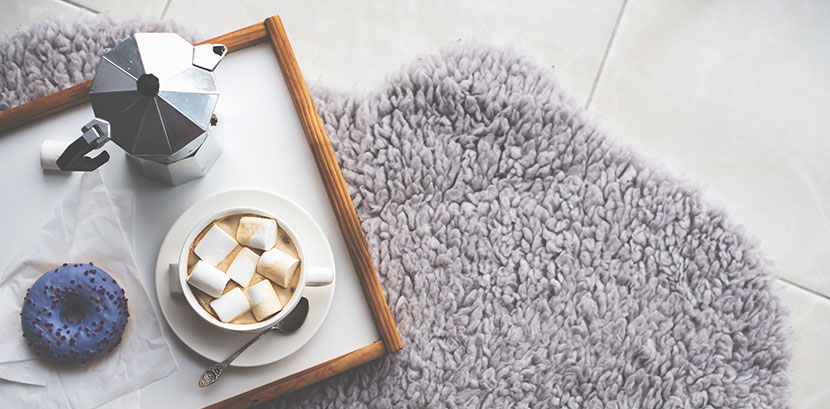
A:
185 213 300 324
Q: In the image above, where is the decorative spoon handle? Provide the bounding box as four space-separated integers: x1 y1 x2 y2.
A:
198 329 270 387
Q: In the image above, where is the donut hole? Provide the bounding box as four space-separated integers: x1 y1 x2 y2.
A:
62 300 87 324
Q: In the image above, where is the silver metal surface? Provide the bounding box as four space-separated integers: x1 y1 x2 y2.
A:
129 115 223 185
98 35 144 80
90 58 140 93
80 119 111 148
158 75 219 129
134 33 194 83
192 43 227 71
87 32 224 164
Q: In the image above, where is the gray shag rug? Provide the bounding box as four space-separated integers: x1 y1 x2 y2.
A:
1 17 791 409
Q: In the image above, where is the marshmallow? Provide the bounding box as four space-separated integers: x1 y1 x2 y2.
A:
187 260 229 298
245 280 283 321
257 248 300 288
236 216 278 250
194 224 237 266
226 247 259 287
210 287 251 322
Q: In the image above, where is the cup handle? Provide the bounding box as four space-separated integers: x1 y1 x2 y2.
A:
169 263 184 296
306 266 334 286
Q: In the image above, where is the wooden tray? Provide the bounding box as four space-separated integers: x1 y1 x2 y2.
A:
0 15 402 408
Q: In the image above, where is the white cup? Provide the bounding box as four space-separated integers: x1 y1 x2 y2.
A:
170 206 333 333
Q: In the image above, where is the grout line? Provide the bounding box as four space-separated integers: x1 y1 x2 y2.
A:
777 277 830 303
57 0 100 15
160 0 173 19
584 0 628 110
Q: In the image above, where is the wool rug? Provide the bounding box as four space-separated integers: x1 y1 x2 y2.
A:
1 17 791 408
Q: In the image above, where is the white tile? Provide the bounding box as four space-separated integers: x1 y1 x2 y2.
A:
163 0 624 104
778 281 830 409
590 0 830 297
0 0 94 36
71 0 168 19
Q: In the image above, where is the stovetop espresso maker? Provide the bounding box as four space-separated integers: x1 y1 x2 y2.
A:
51 32 227 185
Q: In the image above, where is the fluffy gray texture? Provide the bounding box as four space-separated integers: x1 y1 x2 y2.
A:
2 17 791 409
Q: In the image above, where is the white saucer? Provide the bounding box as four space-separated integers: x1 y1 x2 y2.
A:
154 188 336 367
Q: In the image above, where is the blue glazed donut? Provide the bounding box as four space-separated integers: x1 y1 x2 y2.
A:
20 262 129 365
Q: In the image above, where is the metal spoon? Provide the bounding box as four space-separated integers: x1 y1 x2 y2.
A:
198 297 310 387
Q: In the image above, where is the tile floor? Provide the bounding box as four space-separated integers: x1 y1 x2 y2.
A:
2 0 828 406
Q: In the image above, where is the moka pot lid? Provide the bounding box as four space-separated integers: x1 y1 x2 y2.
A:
89 32 226 162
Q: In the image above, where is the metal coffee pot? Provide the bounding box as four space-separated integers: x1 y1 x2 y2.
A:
55 33 227 185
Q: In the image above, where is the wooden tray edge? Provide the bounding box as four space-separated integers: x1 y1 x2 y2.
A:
207 341 387 409
264 16 403 354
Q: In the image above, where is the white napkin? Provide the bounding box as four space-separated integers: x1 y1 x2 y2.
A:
0 172 177 408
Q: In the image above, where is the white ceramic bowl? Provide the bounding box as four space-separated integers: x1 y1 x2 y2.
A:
177 206 332 333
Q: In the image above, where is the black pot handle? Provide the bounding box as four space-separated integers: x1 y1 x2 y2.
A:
56 119 111 172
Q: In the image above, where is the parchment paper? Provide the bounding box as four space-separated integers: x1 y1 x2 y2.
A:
0 172 176 408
